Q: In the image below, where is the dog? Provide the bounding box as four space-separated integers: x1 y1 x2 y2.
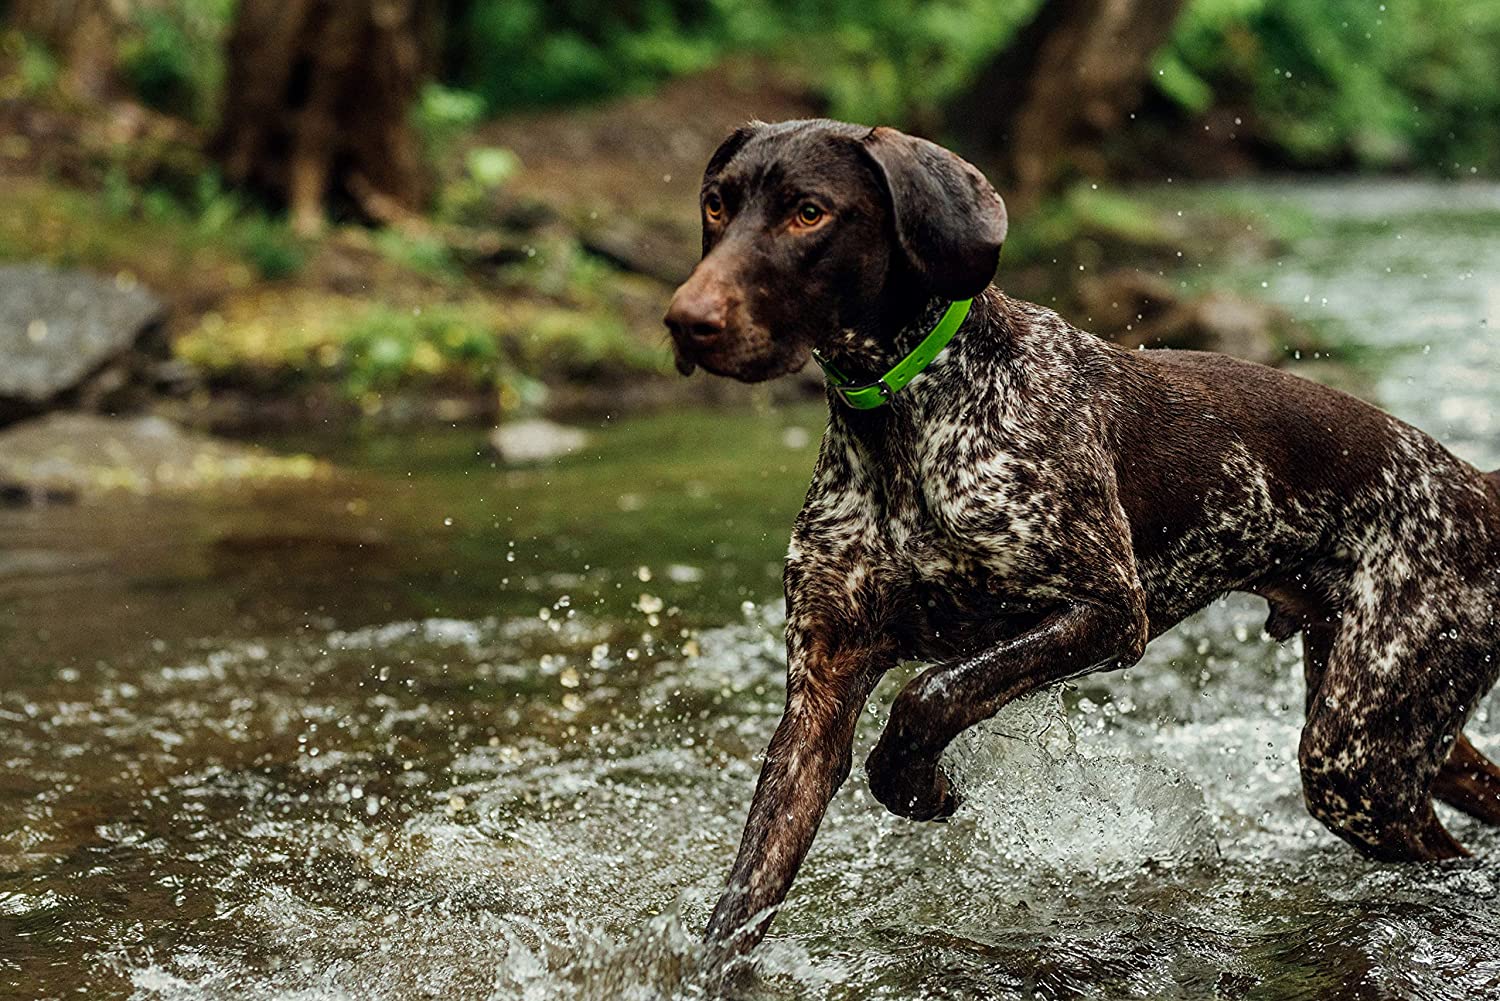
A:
662 119 1500 957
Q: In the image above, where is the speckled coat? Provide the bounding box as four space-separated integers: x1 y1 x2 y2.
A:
663 120 1500 960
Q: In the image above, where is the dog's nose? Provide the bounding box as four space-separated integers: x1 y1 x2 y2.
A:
664 284 729 343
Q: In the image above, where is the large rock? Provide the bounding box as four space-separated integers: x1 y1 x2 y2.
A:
0 413 321 504
0 264 167 425
1077 268 1311 367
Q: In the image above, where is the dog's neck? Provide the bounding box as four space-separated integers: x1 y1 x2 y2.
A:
818 286 1011 424
820 295 947 378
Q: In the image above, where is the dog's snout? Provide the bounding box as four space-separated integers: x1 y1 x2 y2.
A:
664 282 730 343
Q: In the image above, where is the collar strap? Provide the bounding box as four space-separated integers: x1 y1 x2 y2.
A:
811 298 972 410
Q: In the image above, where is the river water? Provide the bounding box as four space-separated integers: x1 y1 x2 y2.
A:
2 181 1498 1000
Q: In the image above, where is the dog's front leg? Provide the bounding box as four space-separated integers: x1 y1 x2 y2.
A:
866 602 1145 820
705 638 893 957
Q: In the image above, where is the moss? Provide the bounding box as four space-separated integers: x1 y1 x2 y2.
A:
3 170 675 420
0 177 256 289
0 174 312 287
177 290 669 403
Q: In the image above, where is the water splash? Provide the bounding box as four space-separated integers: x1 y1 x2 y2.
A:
947 686 1219 878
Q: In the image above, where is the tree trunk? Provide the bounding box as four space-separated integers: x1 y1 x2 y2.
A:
947 0 1189 207
6 0 122 101
214 0 431 235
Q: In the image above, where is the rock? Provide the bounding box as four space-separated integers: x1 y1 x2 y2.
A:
1076 269 1178 332
0 264 167 424
0 413 321 504
1177 292 1291 366
1077 268 1303 367
489 419 589 464
576 214 698 285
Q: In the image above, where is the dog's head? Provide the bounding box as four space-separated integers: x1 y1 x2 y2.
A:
663 119 1007 382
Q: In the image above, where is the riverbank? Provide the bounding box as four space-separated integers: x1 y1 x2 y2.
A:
0 57 1340 436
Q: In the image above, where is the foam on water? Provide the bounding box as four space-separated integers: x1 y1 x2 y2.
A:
4 596 1467 1000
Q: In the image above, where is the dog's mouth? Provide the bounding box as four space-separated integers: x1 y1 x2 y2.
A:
669 323 766 381
680 341 811 385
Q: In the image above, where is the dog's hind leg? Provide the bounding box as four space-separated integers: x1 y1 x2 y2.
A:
1434 732 1500 826
1298 622 1483 861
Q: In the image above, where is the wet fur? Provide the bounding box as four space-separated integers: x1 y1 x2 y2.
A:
666 120 1500 958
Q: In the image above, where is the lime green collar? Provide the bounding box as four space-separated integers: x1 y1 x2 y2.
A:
811 298 972 410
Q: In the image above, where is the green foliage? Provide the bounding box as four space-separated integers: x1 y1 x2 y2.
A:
415 83 487 161
440 0 1499 177
119 10 196 115
1161 0 1500 173
0 29 58 98
772 0 1039 126
448 0 1038 124
116 0 233 123
99 166 306 280
434 146 522 224
1001 184 1176 266
456 0 725 110
341 305 505 398
235 216 306 281
372 228 462 280
466 147 521 189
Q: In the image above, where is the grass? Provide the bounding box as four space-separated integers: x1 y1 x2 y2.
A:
175 286 669 408
2 173 674 416
0 176 259 289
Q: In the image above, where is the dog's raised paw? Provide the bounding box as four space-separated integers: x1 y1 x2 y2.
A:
866 756 960 822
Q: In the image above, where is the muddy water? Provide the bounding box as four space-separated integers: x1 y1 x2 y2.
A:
2 181 1498 1000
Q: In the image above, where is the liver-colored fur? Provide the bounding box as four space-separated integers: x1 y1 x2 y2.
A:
663 119 1500 959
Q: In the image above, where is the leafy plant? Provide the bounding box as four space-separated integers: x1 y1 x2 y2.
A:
340 305 505 398
1158 0 1500 174
373 227 461 280
0 29 59 99
235 216 305 280
415 83 487 160
116 0 234 123
453 0 726 111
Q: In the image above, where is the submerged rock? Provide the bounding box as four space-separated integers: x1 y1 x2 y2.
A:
0 264 168 425
489 418 589 463
0 413 321 504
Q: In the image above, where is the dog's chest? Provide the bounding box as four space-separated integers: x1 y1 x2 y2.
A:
875 460 1046 657
887 423 1049 565
794 409 1065 655
846 430 1057 622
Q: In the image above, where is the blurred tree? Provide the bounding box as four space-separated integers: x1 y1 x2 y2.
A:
214 0 432 235
947 0 1189 205
5 0 121 100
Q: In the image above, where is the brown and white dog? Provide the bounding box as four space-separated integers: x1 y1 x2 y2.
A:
662 119 1500 958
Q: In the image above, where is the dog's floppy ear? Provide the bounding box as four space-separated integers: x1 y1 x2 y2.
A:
858 126 1007 300
704 121 765 185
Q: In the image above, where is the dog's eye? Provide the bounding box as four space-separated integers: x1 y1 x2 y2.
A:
704 192 724 221
795 203 824 227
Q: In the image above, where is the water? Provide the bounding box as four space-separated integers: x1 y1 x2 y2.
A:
2 181 1499 1000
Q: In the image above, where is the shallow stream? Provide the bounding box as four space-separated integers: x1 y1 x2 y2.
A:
2 180 1498 1000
